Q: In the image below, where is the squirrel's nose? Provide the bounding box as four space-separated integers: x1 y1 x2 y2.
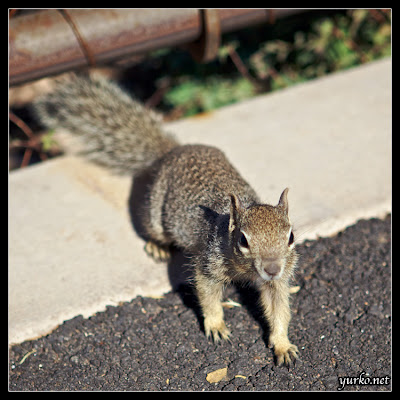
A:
263 262 281 278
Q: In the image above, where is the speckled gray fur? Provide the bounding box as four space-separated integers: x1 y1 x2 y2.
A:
34 74 299 366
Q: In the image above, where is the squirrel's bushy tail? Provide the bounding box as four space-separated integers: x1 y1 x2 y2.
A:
34 74 179 174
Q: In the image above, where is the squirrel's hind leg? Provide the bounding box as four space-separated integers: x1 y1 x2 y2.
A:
144 241 171 262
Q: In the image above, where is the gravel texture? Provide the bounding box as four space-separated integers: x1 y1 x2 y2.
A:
9 215 391 391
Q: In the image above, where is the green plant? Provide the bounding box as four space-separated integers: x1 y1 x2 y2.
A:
161 9 391 117
164 76 255 117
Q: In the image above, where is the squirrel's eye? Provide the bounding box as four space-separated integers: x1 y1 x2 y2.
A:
288 230 294 246
238 232 249 248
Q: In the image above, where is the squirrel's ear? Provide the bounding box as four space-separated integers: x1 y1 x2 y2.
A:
277 188 289 214
229 194 243 233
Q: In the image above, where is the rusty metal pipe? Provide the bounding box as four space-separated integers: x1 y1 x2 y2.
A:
9 9 304 86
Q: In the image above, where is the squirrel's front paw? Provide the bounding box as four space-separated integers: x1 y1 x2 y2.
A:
273 341 299 367
204 317 231 343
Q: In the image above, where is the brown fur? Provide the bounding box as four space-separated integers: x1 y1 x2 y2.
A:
34 74 299 366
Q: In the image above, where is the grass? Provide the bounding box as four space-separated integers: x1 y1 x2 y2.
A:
132 9 391 119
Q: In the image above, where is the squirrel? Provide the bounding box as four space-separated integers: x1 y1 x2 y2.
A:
34 73 299 366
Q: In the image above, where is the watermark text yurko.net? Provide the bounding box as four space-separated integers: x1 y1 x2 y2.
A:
337 371 390 391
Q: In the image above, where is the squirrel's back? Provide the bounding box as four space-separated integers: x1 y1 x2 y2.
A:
146 143 259 252
34 74 178 174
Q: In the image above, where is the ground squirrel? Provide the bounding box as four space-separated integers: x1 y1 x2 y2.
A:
34 74 299 366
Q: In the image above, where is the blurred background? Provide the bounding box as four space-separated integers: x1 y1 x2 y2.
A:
9 9 391 170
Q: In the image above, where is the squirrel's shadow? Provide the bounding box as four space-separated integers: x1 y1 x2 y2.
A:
128 169 204 330
128 169 270 345
231 284 271 346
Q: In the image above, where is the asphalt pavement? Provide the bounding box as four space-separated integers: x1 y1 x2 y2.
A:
9 215 391 391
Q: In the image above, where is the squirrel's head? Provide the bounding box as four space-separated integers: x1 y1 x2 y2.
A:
228 188 296 283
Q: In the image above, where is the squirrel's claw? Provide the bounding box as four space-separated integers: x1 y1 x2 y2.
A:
205 319 231 343
274 343 299 367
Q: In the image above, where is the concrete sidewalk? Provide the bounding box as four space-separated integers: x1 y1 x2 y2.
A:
9 58 391 345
